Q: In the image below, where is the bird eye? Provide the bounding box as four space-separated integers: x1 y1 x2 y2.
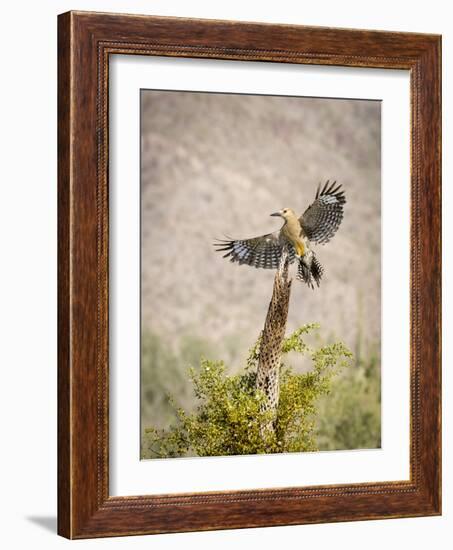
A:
283 209 287 213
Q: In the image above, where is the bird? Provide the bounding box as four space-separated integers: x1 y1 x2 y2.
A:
213 181 346 288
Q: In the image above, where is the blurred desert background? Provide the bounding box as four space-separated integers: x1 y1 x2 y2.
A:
140 90 381 454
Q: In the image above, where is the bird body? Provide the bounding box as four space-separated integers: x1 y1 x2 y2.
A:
214 181 346 288
278 208 306 257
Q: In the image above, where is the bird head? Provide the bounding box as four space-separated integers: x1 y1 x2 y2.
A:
270 208 297 221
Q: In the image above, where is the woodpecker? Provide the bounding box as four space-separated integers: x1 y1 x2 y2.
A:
214 181 346 288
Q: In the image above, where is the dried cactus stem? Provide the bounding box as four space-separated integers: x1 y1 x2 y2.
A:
256 246 292 434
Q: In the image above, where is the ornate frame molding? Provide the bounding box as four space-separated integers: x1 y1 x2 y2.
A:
58 11 441 538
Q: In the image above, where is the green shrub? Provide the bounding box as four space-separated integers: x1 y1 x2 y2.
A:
316 350 381 450
142 324 352 458
141 332 214 432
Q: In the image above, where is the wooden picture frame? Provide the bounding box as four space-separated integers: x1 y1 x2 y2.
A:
58 10 441 539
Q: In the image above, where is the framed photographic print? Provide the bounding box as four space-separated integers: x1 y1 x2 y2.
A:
58 11 441 538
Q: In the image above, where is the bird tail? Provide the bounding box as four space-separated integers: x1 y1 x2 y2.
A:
296 253 324 289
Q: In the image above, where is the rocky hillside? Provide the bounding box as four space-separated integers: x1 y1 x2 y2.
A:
140 90 381 368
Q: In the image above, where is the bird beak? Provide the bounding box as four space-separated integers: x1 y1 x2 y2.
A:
270 211 282 217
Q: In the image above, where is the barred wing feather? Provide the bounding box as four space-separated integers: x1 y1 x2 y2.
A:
214 232 296 269
300 180 346 244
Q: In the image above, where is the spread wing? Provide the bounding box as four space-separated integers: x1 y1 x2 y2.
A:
299 181 346 244
214 231 296 269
